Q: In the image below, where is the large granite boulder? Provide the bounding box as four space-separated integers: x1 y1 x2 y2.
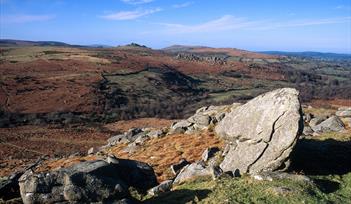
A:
216 88 303 174
19 158 157 204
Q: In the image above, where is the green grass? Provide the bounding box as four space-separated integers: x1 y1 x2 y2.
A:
144 173 351 204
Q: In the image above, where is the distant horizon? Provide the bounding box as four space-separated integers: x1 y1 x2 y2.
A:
1 38 351 55
1 0 350 54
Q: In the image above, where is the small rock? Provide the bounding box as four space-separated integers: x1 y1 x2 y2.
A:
169 120 193 134
147 129 165 139
170 159 190 175
173 162 211 184
309 117 325 128
338 106 351 111
122 143 140 154
201 147 220 162
336 110 351 118
87 147 97 155
134 134 149 145
303 113 313 122
147 180 173 196
251 172 311 183
108 134 129 146
210 166 223 180
312 116 345 133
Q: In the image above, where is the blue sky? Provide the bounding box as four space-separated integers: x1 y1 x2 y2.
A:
0 0 350 53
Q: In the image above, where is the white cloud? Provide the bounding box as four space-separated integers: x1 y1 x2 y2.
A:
157 15 258 33
0 14 55 23
121 0 154 5
100 8 161 20
157 15 351 34
173 1 194 8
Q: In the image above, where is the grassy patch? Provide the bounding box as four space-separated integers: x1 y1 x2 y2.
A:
144 173 351 204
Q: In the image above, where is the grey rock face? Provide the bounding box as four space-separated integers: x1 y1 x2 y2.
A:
173 162 212 184
302 126 314 136
312 116 345 133
216 88 302 174
147 180 173 196
19 159 157 204
309 117 325 128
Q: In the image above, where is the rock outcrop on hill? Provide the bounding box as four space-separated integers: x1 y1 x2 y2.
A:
19 158 157 204
216 88 303 174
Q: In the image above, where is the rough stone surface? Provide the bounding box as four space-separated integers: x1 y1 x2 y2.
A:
302 126 314 136
19 159 157 204
170 159 190 175
147 129 165 139
309 117 325 128
173 162 211 184
169 120 192 134
108 134 129 146
336 108 351 117
216 88 302 174
312 116 345 133
147 180 173 196
201 147 220 162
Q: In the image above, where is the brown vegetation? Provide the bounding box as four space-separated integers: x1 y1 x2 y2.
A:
108 131 224 182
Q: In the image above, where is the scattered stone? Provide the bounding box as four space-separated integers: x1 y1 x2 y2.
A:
170 159 190 175
147 180 173 196
312 116 345 133
134 134 150 145
147 129 165 139
216 88 302 174
188 114 211 127
169 120 192 134
201 147 220 162
122 143 140 154
173 162 211 184
108 134 129 146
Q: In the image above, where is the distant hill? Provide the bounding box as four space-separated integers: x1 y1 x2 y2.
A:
0 39 72 47
260 51 351 61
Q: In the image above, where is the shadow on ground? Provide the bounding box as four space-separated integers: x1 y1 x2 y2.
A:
288 138 351 194
143 189 211 204
289 138 351 175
